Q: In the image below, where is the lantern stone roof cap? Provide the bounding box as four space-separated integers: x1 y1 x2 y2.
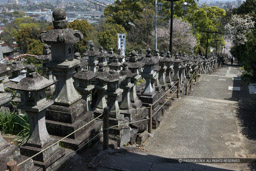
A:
144 56 159 66
109 61 122 67
41 28 83 44
74 70 95 80
11 72 54 91
126 62 144 69
174 59 183 63
98 51 108 58
120 65 135 78
97 70 125 82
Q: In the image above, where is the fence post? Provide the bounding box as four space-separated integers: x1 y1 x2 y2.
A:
148 104 153 133
185 83 188 95
189 78 192 94
177 79 180 98
195 71 197 83
6 159 18 171
103 107 109 150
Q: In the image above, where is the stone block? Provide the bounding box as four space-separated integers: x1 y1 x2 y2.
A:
46 99 87 124
136 131 149 145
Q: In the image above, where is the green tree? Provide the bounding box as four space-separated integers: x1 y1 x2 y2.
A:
190 6 226 54
2 17 49 52
234 0 256 21
127 8 155 50
104 0 151 31
68 19 94 54
98 23 126 50
15 27 43 54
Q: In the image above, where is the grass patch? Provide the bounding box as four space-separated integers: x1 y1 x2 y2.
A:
0 111 30 145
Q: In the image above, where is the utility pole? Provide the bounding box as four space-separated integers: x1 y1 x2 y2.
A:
155 0 158 50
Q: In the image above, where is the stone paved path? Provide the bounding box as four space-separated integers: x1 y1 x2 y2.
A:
143 64 256 170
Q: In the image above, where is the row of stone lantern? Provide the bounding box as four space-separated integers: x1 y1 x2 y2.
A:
0 8 221 170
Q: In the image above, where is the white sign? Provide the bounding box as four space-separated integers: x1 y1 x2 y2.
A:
118 33 126 56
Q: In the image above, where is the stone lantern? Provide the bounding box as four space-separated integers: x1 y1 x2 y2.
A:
173 59 182 81
11 71 64 169
117 49 125 64
98 46 108 67
41 8 83 105
74 70 95 111
109 54 122 73
186 61 193 78
42 9 101 150
97 70 130 147
141 49 159 103
94 63 108 114
98 70 125 119
179 58 188 84
158 51 167 90
85 43 99 73
120 63 135 120
108 48 115 64
126 51 143 108
165 51 174 87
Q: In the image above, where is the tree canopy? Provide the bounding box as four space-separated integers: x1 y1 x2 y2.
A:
68 19 94 54
98 23 126 51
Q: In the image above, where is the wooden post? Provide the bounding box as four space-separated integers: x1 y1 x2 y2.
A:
189 78 192 94
185 83 188 95
148 104 153 133
103 107 109 150
177 79 180 98
195 71 197 82
6 160 18 171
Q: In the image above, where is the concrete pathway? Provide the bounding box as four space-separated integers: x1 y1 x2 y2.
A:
143 65 256 170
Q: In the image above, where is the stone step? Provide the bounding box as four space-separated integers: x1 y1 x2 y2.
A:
52 120 102 150
46 111 94 139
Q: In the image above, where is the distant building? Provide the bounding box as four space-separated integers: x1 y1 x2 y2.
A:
26 9 52 22
0 45 3 61
8 0 18 4
56 0 65 9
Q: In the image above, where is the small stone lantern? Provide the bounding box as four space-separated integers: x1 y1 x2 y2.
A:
120 63 135 120
141 49 159 96
74 70 95 111
165 51 174 87
85 43 99 73
158 51 167 89
173 59 182 81
126 51 143 108
109 54 122 73
11 71 64 168
98 46 108 66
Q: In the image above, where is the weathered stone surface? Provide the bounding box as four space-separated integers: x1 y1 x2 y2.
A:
11 69 65 170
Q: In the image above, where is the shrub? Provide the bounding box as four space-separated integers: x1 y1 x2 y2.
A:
0 111 30 145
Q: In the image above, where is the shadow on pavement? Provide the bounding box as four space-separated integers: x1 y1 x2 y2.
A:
87 148 234 171
226 64 256 171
